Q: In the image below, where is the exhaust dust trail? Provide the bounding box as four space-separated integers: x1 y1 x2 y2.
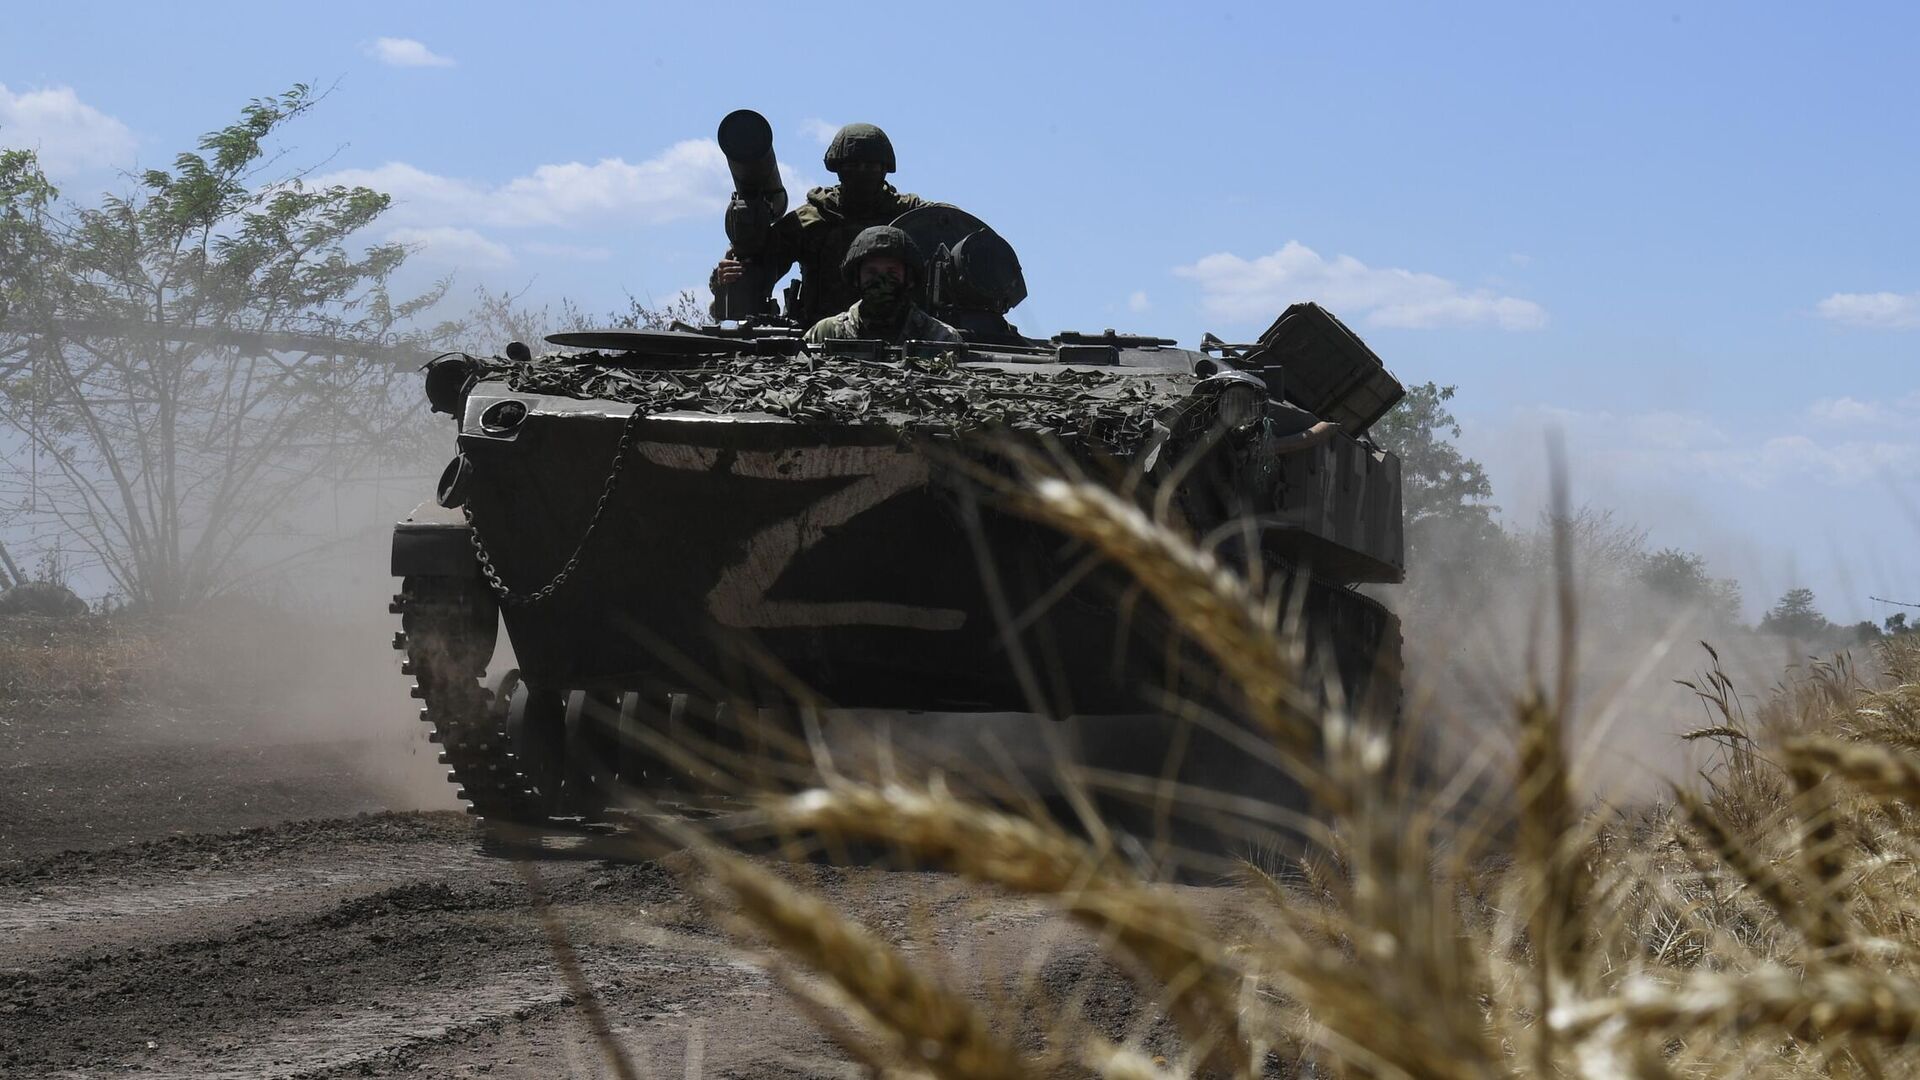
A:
1380 502 1847 806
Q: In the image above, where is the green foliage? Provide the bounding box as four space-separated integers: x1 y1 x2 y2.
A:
1369 382 1510 613
1371 382 1497 542
0 87 443 611
1760 587 1837 641
1859 611 1918 643
1637 547 1743 625
451 287 714 356
604 290 709 331
0 149 58 328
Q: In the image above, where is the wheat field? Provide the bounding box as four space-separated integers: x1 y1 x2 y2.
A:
626 468 1920 1079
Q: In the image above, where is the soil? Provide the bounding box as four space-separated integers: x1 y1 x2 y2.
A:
0 690 1182 1077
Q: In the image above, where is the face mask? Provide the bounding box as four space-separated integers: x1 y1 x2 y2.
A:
861 276 905 311
840 171 886 210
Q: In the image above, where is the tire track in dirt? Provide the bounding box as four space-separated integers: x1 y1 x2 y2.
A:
0 816 923 1077
0 816 753 1078
0 630 1185 1076
1 837 498 967
1 811 1170 1078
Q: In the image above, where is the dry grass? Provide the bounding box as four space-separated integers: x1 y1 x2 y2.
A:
688 836 1030 1080
0 602 385 716
640 468 1920 1078
766 781 1258 1077
0 614 173 709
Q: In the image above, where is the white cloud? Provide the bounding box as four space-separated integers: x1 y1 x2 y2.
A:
0 82 134 174
1620 410 1732 452
798 118 839 146
1126 290 1150 313
1738 436 1920 486
316 139 733 230
1486 403 1920 491
1815 290 1920 329
523 241 612 262
1809 396 1895 426
1371 294 1548 331
366 37 456 68
386 226 511 268
1173 241 1547 330
1454 403 1920 630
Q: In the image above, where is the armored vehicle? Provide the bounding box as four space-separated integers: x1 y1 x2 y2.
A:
391 121 1405 856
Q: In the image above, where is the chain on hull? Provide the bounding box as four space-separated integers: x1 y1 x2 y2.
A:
392 575 554 825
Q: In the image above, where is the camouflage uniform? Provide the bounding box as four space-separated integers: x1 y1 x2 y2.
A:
709 123 926 326
804 225 960 345
804 301 960 344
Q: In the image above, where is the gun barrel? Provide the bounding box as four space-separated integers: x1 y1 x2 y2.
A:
718 109 783 198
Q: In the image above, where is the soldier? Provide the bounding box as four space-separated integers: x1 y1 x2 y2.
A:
805 226 960 345
710 123 927 326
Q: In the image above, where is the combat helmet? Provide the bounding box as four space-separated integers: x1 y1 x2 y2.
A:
840 225 924 284
824 123 896 172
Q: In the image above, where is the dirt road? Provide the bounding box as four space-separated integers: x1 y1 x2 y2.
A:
0 702 1159 1078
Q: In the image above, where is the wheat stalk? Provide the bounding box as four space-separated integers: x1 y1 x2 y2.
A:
1516 689 1590 974
767 780 1256 1078
1784 756 1851 955
1786 736 1920 804
1673 787 1826 952
1553 967 1920 1045
688 838 1029 1080
1006 472 1328 794
1513 685 1593 1075
1243 906 1516 1080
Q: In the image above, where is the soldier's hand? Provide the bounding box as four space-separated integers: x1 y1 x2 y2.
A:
714 259 745 285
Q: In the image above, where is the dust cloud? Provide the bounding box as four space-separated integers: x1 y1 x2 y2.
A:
164 584 459 814
1378 510 1854 809
99 436 468 818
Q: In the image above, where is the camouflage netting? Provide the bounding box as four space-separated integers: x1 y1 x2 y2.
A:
484 352 1194 455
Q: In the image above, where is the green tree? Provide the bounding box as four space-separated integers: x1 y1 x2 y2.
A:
1371 382 1501 557
454 287 707 355
0 148 59 331
0 87 441 611
1759 587 1836 640
1636 547 1744 625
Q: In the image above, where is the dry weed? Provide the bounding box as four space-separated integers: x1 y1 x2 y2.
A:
767 780 1257 1078
653 464 1920 1079
687 835 1030 1080
0 614 171 708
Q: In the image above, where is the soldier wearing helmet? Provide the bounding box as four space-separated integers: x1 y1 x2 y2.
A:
804 226 960 345
710 122 928 326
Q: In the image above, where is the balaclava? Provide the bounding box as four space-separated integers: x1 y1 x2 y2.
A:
838 169 887 215
859 268 908 328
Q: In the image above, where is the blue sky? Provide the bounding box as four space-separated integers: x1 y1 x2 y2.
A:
4 1 1917 621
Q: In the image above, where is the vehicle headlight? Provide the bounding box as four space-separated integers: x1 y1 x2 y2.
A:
479 398 529 433
1216 383 1263 430
1198 374 1267 432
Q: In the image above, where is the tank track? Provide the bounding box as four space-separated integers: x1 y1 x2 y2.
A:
390 575 551 825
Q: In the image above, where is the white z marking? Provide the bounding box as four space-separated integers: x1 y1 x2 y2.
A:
636 443 966 631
